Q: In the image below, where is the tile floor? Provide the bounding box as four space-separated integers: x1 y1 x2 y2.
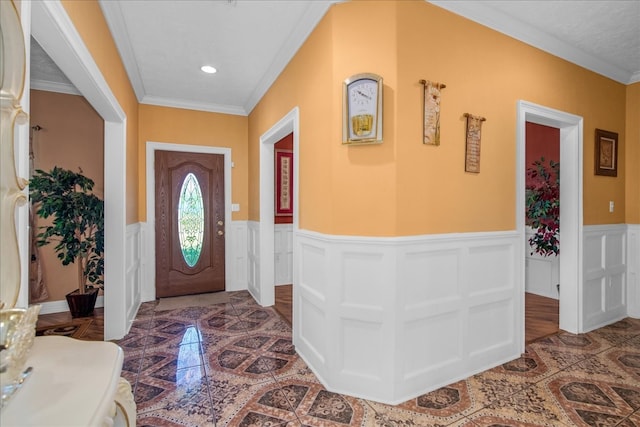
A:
116 291 640 426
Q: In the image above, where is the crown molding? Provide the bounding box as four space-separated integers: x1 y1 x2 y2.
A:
244 0 338 114
99 0 146 102
142 95 247 116
31 79 81 95
428 1 634 85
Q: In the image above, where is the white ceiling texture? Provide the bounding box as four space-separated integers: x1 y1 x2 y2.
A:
31 0 640 116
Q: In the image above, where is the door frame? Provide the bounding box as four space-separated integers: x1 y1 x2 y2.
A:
517 100 584 340
145 142 232 301
258 107 300 307
30 1 128 340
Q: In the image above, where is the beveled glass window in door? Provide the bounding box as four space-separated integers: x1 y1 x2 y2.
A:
178 172 205 267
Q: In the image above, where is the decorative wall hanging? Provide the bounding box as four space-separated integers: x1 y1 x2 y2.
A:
594 128 618 177
420 80 446 145
275 149 293 216
463 113 486 173
343 73 383 145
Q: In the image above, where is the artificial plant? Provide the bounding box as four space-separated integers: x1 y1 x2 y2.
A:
29 167 104 294
525 157 560 257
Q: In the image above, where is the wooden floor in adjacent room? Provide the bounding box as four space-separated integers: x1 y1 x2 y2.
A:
35 287 557 344
36 307 105 341
525 292 559 344
274 284 293 326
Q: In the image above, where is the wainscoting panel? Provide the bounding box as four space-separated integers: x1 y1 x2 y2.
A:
125 222 143 332
294 230 521 404
247 221 260 301
628 225 640 318
274 224 293 285
583 224 628 331
228 221 248 291
397 233 520 402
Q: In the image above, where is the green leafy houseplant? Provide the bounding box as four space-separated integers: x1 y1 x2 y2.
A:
525 157 559 257
29 167 104 296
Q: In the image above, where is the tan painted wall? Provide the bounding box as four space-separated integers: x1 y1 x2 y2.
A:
626 83 640 224
138 105 249 221
29 90 104 301
61 0 140 224
249 0 628 236
248 6 336 231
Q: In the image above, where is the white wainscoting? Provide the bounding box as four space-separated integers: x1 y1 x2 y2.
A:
275 224 293 286
628 224 640 318
124 223 143 332
294 229 523 404
227 221 248 291
525 227 559 299
247 221 260 302
583 224 628 331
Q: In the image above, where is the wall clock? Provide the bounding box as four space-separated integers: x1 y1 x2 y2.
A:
342 73 383 145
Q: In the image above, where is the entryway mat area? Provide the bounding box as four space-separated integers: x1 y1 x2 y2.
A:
156 292 230 311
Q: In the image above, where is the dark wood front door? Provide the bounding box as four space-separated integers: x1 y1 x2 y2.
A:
155 150 225 298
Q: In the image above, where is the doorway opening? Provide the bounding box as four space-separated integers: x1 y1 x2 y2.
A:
524 122 560 343
31 1 128 340
517 101 584 348
258 107 299 309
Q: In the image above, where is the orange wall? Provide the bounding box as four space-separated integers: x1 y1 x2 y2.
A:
30 90 104 300
248 6 336 231
138 105 249 221
61 0 139 224
626 82 640 224
250 0 628 236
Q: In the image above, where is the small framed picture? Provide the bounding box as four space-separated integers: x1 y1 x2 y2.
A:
594 129 618 177
275 149 293 216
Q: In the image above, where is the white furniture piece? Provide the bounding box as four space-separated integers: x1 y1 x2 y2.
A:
0 336 136 427
1 2 135 425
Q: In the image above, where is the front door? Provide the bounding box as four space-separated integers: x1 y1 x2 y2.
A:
155 150 225 298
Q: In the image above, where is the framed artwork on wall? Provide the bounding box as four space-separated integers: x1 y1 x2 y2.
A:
594 129 618 177
275 149 293 216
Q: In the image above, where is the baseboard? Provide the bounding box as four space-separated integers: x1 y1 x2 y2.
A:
38 295 104 315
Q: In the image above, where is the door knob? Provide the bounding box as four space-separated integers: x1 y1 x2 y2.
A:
217 220 224 226
217 230 224 236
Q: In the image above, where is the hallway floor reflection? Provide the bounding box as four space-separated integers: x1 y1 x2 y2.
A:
117 291 640 426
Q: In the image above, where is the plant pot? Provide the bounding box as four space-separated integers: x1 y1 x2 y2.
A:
65 288 99 318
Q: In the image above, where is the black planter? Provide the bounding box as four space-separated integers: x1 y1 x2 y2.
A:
65 288 99 318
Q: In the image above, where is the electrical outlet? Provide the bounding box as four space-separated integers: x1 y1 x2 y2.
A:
609 201 614 213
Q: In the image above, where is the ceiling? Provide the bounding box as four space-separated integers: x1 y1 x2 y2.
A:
31 0 640 116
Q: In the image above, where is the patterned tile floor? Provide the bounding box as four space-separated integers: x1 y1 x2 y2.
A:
116 291 640 426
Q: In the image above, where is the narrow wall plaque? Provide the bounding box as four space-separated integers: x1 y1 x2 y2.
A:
420 80 446 145
464 113 486 173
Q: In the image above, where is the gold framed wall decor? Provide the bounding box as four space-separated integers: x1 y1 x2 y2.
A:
594 128 618 177
342 73 383 145
421 80 446 145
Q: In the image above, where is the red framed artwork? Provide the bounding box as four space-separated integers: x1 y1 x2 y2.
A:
275 149 293 216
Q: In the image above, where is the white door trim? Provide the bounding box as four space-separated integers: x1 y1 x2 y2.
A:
258 107 300 307
31 1 128 340
517 100 584 336
145 142 233 301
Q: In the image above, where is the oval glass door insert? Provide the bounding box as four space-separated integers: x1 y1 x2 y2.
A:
178 172 204 267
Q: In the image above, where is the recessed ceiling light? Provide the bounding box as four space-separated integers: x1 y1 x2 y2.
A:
201 65 217 74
